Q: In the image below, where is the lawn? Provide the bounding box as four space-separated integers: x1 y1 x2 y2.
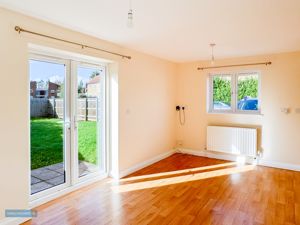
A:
31 118 97 170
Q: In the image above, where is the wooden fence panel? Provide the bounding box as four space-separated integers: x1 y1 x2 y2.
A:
30 97 98 121
52 99 64 119
30 98 49 118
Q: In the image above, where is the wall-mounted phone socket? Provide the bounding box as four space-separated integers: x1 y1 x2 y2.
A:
176 105 187 111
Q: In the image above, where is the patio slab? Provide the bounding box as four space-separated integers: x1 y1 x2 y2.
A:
55 167 65 174
31 161 99 194
31 182 53 194
43 162 64 171
31 163 63 194
31 176 41 185
47 175 65 186
79 161 99 177
31 167 50 177
34 170 62 181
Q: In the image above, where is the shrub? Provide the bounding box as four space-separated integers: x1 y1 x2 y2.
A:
213 77 258 104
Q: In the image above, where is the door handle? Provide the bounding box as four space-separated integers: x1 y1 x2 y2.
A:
65 121 71 130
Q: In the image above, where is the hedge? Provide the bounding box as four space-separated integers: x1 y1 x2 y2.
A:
213 77 258 104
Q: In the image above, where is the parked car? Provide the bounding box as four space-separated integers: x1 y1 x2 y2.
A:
213 101 231 110
238 97 258 110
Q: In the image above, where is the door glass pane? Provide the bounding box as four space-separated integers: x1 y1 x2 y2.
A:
77 66 104 177
213 75 232 110
29 59 66 194
237 73 259 111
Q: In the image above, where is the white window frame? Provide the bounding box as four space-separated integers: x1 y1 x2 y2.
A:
28 46 109 204
29 54 71 202
208 70 261 114
71 61 107 185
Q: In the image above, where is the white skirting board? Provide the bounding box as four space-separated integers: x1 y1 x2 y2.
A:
177 148 300 172
177 149 257 164
116 150 176 178
258 158 300 172
115 148 300 179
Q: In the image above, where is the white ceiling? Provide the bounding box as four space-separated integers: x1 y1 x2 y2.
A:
1 0 300 62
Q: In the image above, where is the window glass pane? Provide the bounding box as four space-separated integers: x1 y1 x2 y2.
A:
213 75 232 110
29 59 66 194
237 73 259 111
77 66 105 177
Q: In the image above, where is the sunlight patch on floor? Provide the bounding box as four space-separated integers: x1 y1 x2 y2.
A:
112 164 256 193
117 162 238 183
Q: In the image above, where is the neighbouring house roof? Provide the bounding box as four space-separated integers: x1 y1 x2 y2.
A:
87 76 101 85
30 81 60 89
49 82 60 88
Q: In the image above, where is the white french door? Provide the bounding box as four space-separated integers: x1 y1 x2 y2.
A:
71 61 106 184
29 53 106 200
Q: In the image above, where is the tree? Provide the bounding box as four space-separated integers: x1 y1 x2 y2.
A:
78 80 85 93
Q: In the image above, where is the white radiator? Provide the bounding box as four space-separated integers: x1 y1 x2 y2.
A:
207 126 257 157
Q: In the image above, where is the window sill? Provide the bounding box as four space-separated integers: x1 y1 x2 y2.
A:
207 111 263 116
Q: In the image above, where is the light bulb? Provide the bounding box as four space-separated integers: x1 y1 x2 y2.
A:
210 43 216 65
211 56 215 65
127 9 133 28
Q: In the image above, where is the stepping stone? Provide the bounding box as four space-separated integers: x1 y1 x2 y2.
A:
31 182 53 194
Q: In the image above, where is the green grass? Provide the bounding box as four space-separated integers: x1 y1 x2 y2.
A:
31 118 97 170
78 121 97 164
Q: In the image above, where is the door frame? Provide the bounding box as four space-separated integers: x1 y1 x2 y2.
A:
70 61 107 185
29 50 108 202
29 53 72 201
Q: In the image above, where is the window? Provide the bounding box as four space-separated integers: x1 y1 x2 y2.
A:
208 71 260 114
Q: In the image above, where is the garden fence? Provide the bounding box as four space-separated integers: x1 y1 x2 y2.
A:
30 97 98 121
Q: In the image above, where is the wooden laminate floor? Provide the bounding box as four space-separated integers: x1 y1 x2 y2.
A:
23 153 300 225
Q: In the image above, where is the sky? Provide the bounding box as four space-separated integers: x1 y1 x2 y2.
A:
29 59 103 86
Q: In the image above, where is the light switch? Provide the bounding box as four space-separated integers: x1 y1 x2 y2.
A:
280 108 289 114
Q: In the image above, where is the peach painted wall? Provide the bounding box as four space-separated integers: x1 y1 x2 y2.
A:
0 7 176 220
176 52 300 165
1 5 300 223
